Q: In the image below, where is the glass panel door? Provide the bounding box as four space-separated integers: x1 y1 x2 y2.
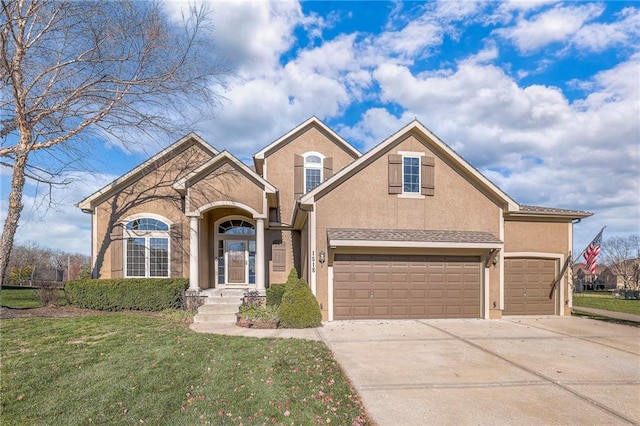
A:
226 241 246 284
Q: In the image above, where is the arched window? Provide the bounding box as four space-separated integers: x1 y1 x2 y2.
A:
124 216 170 278
217 219 255 235
126 218 169 232
303 152 324 193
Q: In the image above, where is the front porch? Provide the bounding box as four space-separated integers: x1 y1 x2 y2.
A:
186 204 267 294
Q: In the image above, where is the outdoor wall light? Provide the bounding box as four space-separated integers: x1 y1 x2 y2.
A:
319 251 326 264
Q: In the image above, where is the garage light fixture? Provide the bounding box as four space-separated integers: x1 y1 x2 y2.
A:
319 251 326 265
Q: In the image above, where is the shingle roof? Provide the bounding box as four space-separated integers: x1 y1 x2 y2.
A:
518 205 593 217
327 228 502 244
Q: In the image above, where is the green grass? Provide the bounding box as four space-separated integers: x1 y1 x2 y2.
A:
0 287 67 309
573 292 640 316
0 313 369 425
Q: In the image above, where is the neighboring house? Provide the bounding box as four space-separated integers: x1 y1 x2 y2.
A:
573 265 619 291
78 117 592 320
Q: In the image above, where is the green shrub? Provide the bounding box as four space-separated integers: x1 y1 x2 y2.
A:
286 267 299 284
65 278 189 312
266 284 286 307
266 268 299 307
277 278 322 328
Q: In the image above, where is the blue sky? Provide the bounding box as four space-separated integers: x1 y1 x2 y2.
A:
1 0 639 256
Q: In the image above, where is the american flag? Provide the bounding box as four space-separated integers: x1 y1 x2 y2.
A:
583 228 604 274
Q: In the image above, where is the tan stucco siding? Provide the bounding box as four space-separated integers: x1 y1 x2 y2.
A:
92 142 215 278
312 135 503 319
264 126 358 224
316 135 502 233
504 221 569 254
488 261 501 319
188 162 265 216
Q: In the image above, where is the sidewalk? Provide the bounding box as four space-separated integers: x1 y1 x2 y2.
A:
572 306 640 323
189 322 323 340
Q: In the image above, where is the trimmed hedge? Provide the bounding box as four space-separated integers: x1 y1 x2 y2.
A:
65 278 189 312
277 278 322 328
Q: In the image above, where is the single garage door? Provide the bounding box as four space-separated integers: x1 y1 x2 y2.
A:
504 258 556 315
333 254 481 320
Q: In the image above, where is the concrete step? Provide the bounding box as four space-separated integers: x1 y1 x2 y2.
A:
203 297 244 305
193 289 245 325
198 303 240 314
193 312 237 324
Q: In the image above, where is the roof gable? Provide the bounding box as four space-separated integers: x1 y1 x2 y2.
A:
252 117 361 175
173 151 276 194
77 133 218 211
301 120 519 211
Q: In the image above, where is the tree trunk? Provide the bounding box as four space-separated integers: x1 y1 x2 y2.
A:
0 149 29 286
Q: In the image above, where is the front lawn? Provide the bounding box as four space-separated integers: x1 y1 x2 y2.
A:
0 313 369 425
573 292 640 316
0 287 66 309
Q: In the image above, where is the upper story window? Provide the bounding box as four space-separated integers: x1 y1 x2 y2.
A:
124 216 170 278
304 152 324 193
403 156 420 193
388 152 435 197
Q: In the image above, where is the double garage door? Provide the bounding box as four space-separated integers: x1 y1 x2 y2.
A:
333 254 481 320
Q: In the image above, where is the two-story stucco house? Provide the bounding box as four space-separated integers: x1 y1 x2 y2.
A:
78 117 592 320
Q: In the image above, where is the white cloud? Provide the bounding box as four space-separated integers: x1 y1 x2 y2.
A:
434 0 483 21
495 3 605 53
375 16 443 60
338 108 412 151
573 6 640 52
164 0 306 75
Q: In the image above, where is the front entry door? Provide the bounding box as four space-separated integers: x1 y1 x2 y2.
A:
226 241 246 284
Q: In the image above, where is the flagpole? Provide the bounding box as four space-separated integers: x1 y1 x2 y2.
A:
573 226 606 264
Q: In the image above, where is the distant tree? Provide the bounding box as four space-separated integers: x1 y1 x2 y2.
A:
0 0 226 285
4 241 89 285
602 235 640 289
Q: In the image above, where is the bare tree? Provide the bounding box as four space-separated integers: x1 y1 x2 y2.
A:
4 241 90 285
0 0 226 285
602 235 640 289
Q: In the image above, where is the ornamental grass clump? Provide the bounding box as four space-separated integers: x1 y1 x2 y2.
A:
277 278 322 328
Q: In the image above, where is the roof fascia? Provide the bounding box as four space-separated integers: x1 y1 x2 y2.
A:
329 240 503 249
173 151 277 194
302 120 520 212
77 132 218 211
504 211 593 221
253 116 361 161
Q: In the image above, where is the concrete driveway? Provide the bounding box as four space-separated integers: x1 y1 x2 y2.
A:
317 317 640 426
